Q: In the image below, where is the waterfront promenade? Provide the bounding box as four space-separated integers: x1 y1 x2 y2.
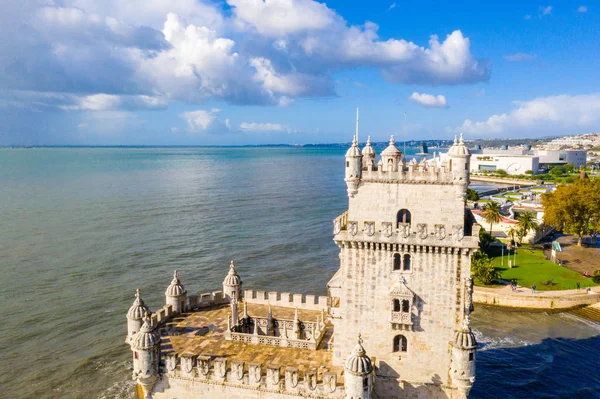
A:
474 284 600 310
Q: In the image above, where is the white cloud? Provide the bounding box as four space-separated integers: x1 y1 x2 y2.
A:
182 109 216 132
228 0 338 37
458 93 600 136
503 53 537 62
524 14 532 20
387 3 396 12
239 122 292 132
578 5 588 13
542 5 552 15
0 0 490 115
409 92 448 108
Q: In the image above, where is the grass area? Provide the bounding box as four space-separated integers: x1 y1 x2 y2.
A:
485 246 597 291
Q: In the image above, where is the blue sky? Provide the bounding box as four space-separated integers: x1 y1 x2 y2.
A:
1 0 599 145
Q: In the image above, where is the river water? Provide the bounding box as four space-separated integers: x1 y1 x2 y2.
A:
0 147 598 399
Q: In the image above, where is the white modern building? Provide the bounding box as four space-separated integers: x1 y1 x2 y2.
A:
469 153 539 175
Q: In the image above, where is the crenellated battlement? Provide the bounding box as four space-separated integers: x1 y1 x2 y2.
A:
161 353 344 397
244 290 329 311
360 159 460 185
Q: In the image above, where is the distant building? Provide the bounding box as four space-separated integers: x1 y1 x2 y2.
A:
535 149 586 171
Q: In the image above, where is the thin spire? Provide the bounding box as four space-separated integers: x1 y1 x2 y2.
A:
459 132 464 145
356 107 359 144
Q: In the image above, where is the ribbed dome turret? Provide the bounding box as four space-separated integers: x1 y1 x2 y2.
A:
223 260 242 286
165 270 186 297
127 288 150 319
454 319 477 349
362 136 376 158
448 133 471 157
344 335 373 376
345 135 362 157
131 314 160 350
381 135 401 156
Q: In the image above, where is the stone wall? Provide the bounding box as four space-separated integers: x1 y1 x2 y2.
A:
473 288 600 310
244 290 328 311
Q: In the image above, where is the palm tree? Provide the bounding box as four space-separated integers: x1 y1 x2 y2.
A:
482 201 502 236
506 225 519 245
516 211 540 244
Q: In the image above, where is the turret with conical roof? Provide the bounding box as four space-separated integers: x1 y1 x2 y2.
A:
451 317 477 399
380 135 402 172
448 133 471 184
362 136 376 170
345 135 363 197
344 334 373 399
126 288 150 342
222 260 243 302
165 270 187 314
130 313 160 399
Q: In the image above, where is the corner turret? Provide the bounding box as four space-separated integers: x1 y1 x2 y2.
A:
165 270 187 314
222 260 243 302
451 317 477 399
448 133 471 185
344 334 373 399
380 135 402 172
345 135 363 197
126 288 150 342
130 313 160 399
362 136 376 170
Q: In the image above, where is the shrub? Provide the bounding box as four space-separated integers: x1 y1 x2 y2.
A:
496 169 508 176
471 251 500 285
525 170 533 175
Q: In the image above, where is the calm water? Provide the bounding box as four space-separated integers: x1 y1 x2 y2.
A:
0 147 598 399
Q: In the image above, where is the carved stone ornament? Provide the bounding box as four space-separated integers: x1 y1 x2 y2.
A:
435 224 446 240
182 356 194 373
324 373 337 393
250 364 261 383
306 371 317 390
400 223 411 238
348 221 358 236
233 362 244 380
286 368 299 387
465 277 474 314
215 359 226 378
198 357 210 376
382 222 393 237
417 223 428 240
364 222 375 236
166 354 177 371
267 366 280 384
453 225 464 241
333 220 341 234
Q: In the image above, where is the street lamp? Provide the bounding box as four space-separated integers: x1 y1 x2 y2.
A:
506 163 522 192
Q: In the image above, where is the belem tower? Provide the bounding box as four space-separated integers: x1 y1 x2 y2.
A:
126 134 480 399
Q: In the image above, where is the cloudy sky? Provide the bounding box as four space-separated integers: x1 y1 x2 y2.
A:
1 0 599 145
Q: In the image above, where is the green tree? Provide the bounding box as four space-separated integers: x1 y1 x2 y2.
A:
478 227 495 251
524 170 533 175
496 169 508 176
466 188 479 201
516 211 540 244
482 201 502 236
549 165 567 176
506 225 519 245
471 251 500 285
565 163 575 174
542 179 600 246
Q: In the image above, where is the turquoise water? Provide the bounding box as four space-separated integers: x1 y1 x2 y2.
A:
1 147 598 399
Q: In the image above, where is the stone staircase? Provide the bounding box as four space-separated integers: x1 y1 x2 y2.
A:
569 304 600 322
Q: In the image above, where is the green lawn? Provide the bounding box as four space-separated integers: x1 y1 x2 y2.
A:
485 247 597 291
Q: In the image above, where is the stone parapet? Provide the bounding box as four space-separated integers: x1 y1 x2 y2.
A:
162 353 344 398
244 290 328 311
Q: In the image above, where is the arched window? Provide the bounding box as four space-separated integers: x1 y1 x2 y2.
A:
396 209 411 227
402 299 410 313
346 161 349 167
393 335 407 352
403 254 411 271
393 253 401 270
393 299 401 312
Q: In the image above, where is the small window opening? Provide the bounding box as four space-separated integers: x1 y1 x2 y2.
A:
396 209 411 227
403 254 411 271
401 299 410 313
393 299 401 312
393 253 401 270
393 335 407 352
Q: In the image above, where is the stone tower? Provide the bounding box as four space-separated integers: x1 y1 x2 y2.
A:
222 260 243 302
126 288 150 342
165 270 187 314
130 314 160 399
344 334 374 399
330 134 479 398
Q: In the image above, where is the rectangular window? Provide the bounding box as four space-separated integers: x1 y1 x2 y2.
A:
469 352 474 361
